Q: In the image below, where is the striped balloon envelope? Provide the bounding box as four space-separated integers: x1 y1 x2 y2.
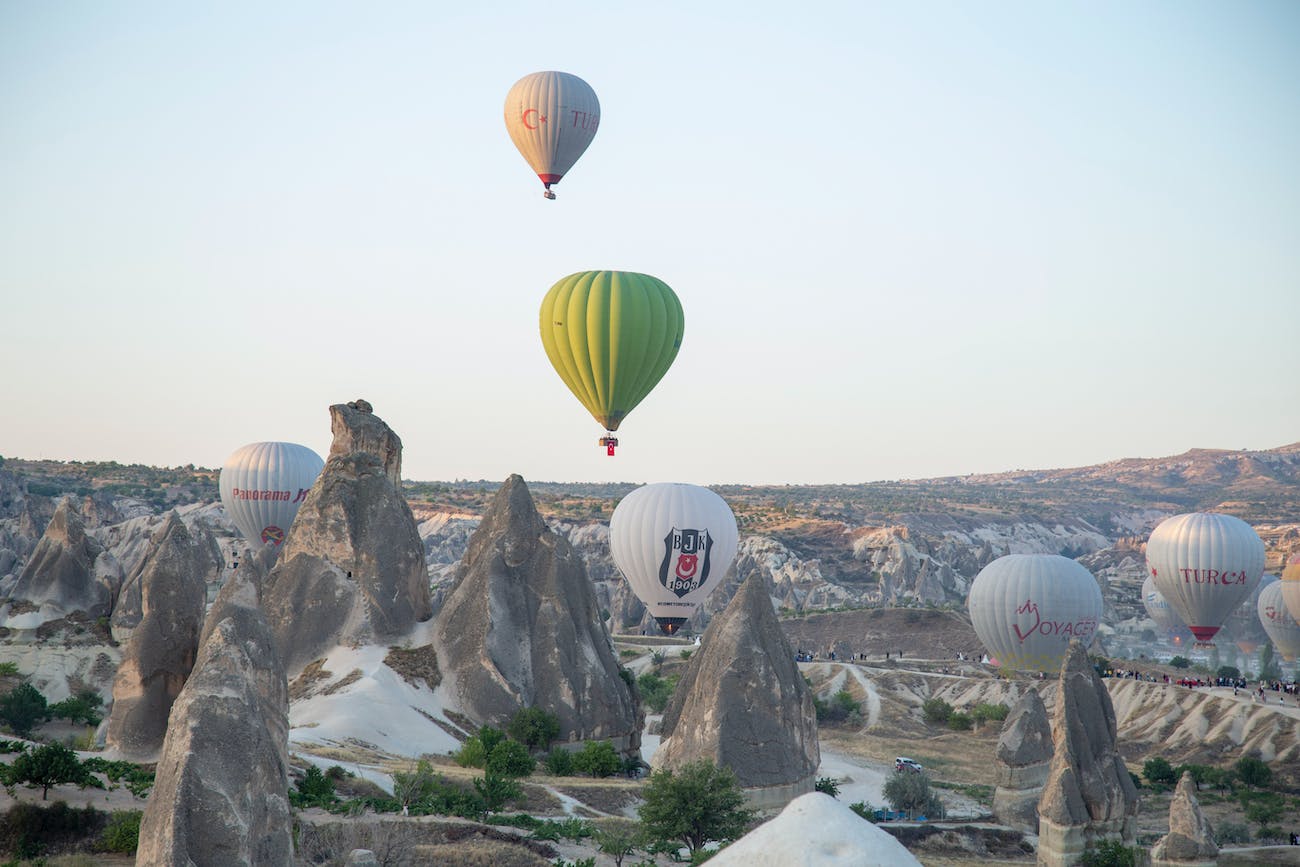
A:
218 442 324 549
504 71 600 199
1146 513 1264 646
968 554 1103 672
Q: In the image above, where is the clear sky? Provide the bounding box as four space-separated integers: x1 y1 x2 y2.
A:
2 1 1298 485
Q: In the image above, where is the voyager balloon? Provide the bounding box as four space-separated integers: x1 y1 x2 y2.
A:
967 554 1103 672
218 442 324 548
610 483 738 635
1281 553 1300 625
504 71 600 199
1142 575 1191 645
1258 579 1300 662
1146 512 1264 646
539 271 684 455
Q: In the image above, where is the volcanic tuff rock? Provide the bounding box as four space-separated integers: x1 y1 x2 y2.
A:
434 475 640 748
111 510 222 643
993 688 1053 834
436 475 639 748
655 573 819 808
137 546 292 865
105 512 209 761
262 403 431 672
1150 771 1218 867
1036 640 1138 866
7 498 121 623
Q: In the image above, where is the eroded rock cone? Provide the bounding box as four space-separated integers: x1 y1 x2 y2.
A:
8 498 121 622
655 573 819 808
993 688 1053 834
111 511 222 643
433 475 640 750
106 512 209 761
137 548 292 865
1150 771 1218 866
1036 640 1138 866
263 403 431 672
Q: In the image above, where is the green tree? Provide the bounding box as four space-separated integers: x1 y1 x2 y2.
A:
921 697 952 725
473 769 521 813
572 741 622 778
543 747 575 776
593 820 641 867
507 707 561 752
0 682 49 737
1080 839 1139 867
100 810 142 854
814 777 840 798
486 739 536 778
49 691 104 727
8 742 94 800
638 760 754 856
1143 757 1177 786
1234 755 1272 788
1258 645 1281 682
392 759 440 810
292 765 336 808
1169 656 1191 670
882 770 943 818
1216 665 1241 680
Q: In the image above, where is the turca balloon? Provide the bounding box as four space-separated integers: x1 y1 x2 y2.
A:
219 442 324 548
967 554 1103 672
504 71 599 200
1146 512 1264 647
610 483 738 635
539 271 684 456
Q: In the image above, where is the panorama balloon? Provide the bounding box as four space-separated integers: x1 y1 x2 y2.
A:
609 483 738 635
1258 579 1300 662
967 554 1103 672
504 71 600 199
1222 574 1277 654
1281 553 1300 625
1142 575 1191 646
539 271 684 450
1146 512 1264 646
218 442 324 548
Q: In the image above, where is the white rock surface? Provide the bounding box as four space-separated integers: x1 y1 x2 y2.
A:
707 792 921 866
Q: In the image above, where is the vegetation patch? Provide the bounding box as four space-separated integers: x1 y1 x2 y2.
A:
384 644 442 690
287 659 331 700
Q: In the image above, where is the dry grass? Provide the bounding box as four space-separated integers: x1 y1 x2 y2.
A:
410 840 553 866
820 728 998 783
385 644 442 690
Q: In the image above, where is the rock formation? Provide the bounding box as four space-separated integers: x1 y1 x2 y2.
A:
1036 640 1138 866
7 498 121 623
111 511 222 643
655 573 819 808
993 688 1053 834
707 792 922 866
105 512 209 761
262 402 431 672
137 545 292 865
1150 771 1218 867
434 475 640 749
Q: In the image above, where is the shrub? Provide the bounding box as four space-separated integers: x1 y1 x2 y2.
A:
921 698 953 725
970 702 1010 726
0 682 49 737
638 672 679 714
1215 821 1250 844
1143 757 1177 786
1216 665 1241 680
81 758 154 798
814 777 840 798
1080 839 1140 867
543 747 574 776
573 741 622 778
99 809 142 854
473 769 521 813
1243 791 1285 826
1169 656 1191 670
883 770 943 818
946 712 973 731
0 662 19 677
0 801 105 859
486 739 535 778
1175 763 1232 790
291 765 337 809
848 801 875 821
507 707 560 752
1234 755 1272 788
49 692 104 727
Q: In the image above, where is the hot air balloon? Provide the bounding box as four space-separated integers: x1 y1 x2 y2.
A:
219 442 324 549
504 71 599 199
539 271 684 455
1222 574 1277 654
609 483 738 635
1258 579 1300 662
1142 575 1192 646
1281 553 1300 625
1146 512 1264 647
967 554 1103 672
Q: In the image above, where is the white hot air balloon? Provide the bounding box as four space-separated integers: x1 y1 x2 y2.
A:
967 554 1103 672
504 71 600 199
1281 553 1300 626
1142 575 1191 646
219 442 324 549
1146 512 1264 647
609 483 738 635
1258 579 1300 662
1222 574 1277 654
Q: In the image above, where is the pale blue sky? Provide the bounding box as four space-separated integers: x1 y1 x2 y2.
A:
2 1 1298 484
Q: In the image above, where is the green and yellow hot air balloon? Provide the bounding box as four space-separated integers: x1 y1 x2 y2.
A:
539 271 684 455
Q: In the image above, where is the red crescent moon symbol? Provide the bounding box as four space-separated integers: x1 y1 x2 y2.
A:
523 108 538 130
